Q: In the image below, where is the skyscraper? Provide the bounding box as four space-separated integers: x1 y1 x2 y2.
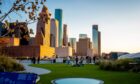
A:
35 6 51 46
55 9 63 47
69 38 76 55
98 31 101 57
50 18 59 47
63 24 68 46
92 25 101 56
76 37 93 56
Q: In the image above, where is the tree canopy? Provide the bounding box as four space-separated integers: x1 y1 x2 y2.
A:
0 0 46 23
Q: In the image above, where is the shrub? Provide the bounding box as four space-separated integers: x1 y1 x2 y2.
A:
99 60 112 70
114 59 134 71
99 59 137 72
0 55 24 72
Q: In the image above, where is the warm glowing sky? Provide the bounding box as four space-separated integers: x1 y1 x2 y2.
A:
1 0 140 53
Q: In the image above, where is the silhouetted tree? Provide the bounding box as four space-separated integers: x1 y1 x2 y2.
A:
0 0 46 22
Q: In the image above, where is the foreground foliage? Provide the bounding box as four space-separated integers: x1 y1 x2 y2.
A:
98 59 140 72
31 64 140 84
0 55 24 72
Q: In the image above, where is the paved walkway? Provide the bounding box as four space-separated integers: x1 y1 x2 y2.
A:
19 60 51 75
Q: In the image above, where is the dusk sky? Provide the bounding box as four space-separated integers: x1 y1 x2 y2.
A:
1 0 140 53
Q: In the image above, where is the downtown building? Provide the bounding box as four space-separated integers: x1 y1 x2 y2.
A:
50 18 59 47
62 24 68 46
92 25 101 57
55 24 72 57
76 35 94 57
1 6 55 58
69 38 77 55
55 9 63 47
79 34 88 39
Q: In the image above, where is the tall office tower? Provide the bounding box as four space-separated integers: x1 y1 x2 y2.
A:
63 24 68 46
50 18 59 47
98 31 101 57
76 38 94 56
92 25 101 56
55 9 63 46
35 6 51 46
79 34 88 39
69 38 76 55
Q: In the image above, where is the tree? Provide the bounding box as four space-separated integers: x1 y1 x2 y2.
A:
0 0 2 14
0 0 46 23
0 0 47 44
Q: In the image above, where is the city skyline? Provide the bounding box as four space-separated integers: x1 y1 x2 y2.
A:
46 0 140 53
1 0 140 53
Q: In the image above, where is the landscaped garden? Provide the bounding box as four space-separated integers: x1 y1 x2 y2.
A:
31 64 140 84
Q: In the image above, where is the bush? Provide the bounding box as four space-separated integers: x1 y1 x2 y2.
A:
0 55 24 72
114 59 134 71
99 59 138 72
99 60 112 70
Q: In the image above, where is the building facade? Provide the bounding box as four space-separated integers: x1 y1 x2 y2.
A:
69 38 76 55
76 38 93 56
63 24 68 46
92 25 101 56
55 9 63 47
0 37 19 47
2 6 55 58
79 34 88 39
50 18 59 47
55 46 73 57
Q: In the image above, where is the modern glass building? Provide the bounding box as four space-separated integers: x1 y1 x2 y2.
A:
69 38 76 52
92 25 101 56
55 9 63 47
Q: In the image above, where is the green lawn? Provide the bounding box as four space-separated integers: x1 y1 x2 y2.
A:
31 64 140 84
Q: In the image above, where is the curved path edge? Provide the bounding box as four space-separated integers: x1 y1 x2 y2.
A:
18 60 51 75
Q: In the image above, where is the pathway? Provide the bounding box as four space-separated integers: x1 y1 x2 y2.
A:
19 60 51 75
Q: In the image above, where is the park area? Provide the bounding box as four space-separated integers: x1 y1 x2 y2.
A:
31 64 140 84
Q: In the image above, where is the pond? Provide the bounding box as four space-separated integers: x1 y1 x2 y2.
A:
52 78 104 84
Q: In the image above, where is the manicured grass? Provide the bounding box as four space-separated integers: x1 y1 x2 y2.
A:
31 64 140 84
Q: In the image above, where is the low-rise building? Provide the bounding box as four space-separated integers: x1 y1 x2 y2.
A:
55 46 73 57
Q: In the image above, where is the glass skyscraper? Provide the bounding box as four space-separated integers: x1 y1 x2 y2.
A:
69 38 76 54
92 25 101 56
55 9 63 47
